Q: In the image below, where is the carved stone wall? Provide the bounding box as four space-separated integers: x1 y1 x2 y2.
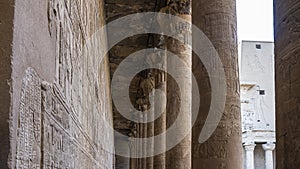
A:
274 0 300 168
15 69 42 168
7 0 114 168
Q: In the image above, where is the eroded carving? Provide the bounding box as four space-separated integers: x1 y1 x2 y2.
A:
16 68 41 169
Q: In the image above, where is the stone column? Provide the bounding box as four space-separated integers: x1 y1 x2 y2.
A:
143 113 148 169
192 0 243 168
129 137 137 169
135 113 143 169
244 143 256 169
153 85 166 169
138 120 143 169
262 143 275 169
154 58 167 169
274 0 300 168
147 89 155 169
115 137 131 169
159 1 192 169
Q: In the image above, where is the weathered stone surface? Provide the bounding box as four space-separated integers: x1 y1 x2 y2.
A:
192 0 243 168
105 1 167 169
274 0 300 168
41 83 113 169
5 0 298 169
154 79 166 169
162 1 193 168
6 0 114 168
15 68 41 168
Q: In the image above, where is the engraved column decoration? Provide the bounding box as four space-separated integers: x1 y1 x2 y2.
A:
274 0 300 168
192 0 243 168
159 0 192 169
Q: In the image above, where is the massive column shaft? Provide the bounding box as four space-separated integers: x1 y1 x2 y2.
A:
160 1 192 169
166 24 192 169
192 0 243 168
274 0 300 168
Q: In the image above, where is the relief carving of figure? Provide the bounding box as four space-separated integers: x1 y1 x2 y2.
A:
140 73 155 98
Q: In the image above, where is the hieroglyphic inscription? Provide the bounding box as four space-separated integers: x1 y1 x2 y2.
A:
41 83 72 168
46 0 114 167
41 83 113 169
193 140 228 159
15 70 113 169
16 68 41 169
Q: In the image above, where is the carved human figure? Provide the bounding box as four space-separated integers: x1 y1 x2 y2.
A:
140 73 155 98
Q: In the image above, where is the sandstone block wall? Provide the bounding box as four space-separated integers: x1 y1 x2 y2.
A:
1 0 114 168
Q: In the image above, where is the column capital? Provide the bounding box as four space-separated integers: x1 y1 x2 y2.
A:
262 143 275 151
244 143 256 151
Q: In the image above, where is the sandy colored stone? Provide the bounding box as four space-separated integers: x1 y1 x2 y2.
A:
192 0 243 168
